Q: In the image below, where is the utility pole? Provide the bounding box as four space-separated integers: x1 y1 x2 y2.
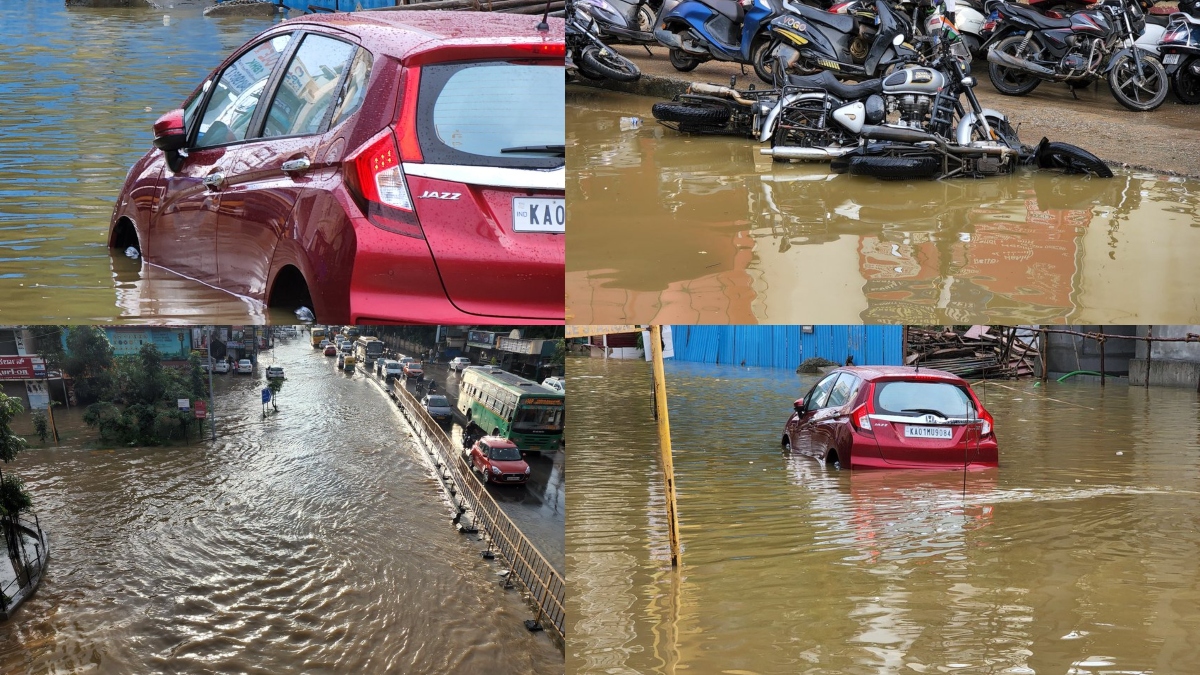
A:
206 326 216 442
650 325 682 568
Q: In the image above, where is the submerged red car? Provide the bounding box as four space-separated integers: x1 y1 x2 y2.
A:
109 11 564 324
782 366 998 470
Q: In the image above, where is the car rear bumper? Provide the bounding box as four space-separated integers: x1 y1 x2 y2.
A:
848 437 999 470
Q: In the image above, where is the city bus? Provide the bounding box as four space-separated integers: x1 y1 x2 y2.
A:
457 367 564 453
310 327 326 348
355 337 384 367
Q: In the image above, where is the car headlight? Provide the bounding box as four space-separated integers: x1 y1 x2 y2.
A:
525 466 531 474
491 466 501 474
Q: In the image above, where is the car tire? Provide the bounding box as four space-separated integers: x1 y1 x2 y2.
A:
781 435 791 452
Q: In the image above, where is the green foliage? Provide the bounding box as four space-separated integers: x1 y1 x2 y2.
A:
83 401 187 446
0 394 26 464
63 326 115 405
31 411 48 443
267 378 283 410
188 353 206 399
551 338 566 366
31 326 65 371
0 472 33 519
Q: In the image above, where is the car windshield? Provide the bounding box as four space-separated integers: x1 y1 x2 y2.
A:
487 445 522 461
419 61 564 169
873 381 974 418
512 405 563 432
426 396 449 407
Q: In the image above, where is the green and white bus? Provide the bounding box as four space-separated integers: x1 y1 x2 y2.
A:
457 366 564 453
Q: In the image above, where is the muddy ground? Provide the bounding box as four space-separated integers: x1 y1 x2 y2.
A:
578 45 1200 177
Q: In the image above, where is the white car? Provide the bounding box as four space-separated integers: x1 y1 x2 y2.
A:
382 360 403 381
265 366 285 380
237 359 253 374
450 357 471 371
212 360 230 374
541 376 565 393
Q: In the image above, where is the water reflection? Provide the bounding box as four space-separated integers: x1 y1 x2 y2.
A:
567 88 1200 324
567 355 1200 674
0 0 282 321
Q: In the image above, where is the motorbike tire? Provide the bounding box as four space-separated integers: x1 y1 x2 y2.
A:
845 155 941 180
579 46 641 83
652 101 731 126
1172 58 1200 105
669 48 702 73
1107 53 1168 112
751 38 777 85
1035 139 1114 178
987 35 1043 97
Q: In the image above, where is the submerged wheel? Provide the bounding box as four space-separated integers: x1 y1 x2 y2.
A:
651 101 730 126
1035 140 1114 178
987 35 1043 97
846 154 941 180
782 435 791 452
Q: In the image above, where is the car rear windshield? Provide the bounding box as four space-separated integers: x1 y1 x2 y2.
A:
873 381 974 418
488 445 522 461
417 60 563 170
426 396 449 407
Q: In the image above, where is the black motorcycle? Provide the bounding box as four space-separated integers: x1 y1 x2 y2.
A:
1160 3 1200 103
567 0 642 81
985 0 1168 111
766 0 920 80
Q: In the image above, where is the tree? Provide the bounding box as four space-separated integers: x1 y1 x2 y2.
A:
267 378 284 411
0 394 27 464
0 393 31 584
63 326 115 405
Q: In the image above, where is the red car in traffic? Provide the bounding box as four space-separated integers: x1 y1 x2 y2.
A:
109 12 564 324
469 436 530 484
782 366 998 470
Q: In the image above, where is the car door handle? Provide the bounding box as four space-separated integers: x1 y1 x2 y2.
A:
281 157 311 174
203 172 225 190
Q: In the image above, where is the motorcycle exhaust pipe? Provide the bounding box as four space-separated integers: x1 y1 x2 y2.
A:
688 82 757 106
860 125 1015 157
760 146 857 160
986 48 1058 79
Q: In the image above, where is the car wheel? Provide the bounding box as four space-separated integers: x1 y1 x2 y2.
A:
781 435 791 452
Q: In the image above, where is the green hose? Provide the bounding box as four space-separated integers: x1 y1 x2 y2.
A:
1056 370 1103 382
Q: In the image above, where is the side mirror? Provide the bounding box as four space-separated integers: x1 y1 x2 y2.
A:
152 109 187 152
794 398 805 412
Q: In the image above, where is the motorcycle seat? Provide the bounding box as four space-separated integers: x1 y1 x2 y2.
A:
789 2 859 35
1003 2 1073 29
701 0 745 23
786 70 883 99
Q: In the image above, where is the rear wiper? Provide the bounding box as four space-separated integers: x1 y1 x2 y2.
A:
901 408 948 418
501 144 565 157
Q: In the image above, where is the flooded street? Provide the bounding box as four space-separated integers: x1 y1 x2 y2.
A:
567 88 1200 325
567 354 1200 674
0 337 563 673
0 0 295 323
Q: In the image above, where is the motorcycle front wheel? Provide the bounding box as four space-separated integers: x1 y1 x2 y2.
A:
669 48 702 72
1172 58 1200 105
579 45 642 82
1108 52 1168 112
987 35 1043 96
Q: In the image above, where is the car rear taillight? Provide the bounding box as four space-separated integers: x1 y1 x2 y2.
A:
978 407 994 436
345 130 422 238
850 402 874 435
510 42 566 57
396 68 423 163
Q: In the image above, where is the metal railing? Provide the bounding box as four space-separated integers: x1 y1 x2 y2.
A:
391 382 565 641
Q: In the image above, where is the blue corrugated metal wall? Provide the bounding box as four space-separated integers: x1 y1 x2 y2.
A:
670 326 903 370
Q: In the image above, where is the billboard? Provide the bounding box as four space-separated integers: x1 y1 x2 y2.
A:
467 330 498 350
0 356 45 380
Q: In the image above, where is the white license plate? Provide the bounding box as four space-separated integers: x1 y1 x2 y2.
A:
513 197 565 233
506 475 523 481
1164 53 1181 65
904 425 953 439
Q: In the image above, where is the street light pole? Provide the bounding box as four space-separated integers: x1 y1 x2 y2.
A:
207 326 216 442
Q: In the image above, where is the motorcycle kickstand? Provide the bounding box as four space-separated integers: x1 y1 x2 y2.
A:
644 45 653 56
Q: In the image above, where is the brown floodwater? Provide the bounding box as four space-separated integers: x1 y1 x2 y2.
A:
566 87 1200 325
567 354 1200 674
0 337 563 673
0 0 300 323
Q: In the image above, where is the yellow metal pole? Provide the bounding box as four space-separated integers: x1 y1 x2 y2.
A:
650 325 682 567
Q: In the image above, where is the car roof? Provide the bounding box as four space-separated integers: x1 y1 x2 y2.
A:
478 435 516 447
272 11 563 63
831 365 968 385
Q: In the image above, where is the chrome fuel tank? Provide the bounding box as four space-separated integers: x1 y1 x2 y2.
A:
881 67 946 95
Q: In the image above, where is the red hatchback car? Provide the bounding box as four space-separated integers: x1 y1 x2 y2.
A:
782 366 998 470
109 12 564 324
469 436 530 484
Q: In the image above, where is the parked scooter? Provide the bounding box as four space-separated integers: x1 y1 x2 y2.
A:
574 0 659 45
766 0 920 80
567 1 642 82
986 0 1169 111
1159 0 1200 103
654 0 786 83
